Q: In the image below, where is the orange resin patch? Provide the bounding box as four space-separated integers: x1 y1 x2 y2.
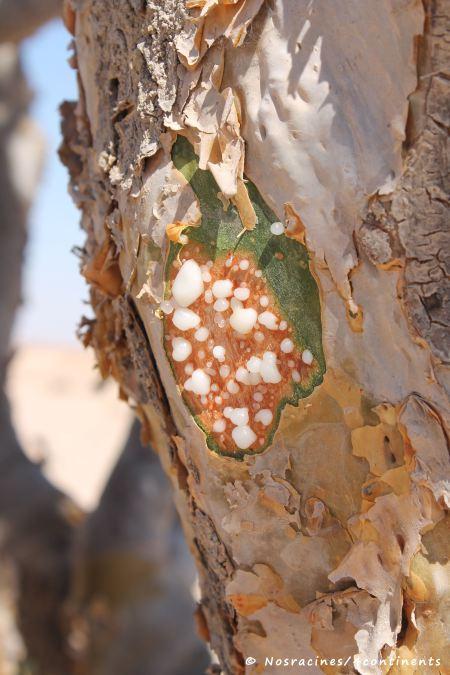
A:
163 244 315 456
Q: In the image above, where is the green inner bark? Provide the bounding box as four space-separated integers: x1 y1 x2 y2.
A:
166 136 325 458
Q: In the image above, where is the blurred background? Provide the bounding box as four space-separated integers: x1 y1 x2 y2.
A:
0 6 208 674
10 16 130 514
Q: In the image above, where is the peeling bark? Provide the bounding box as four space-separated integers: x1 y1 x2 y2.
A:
63 0 450 673
358 0 450 366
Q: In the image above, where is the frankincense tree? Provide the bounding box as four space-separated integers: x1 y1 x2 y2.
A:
61 1 449 672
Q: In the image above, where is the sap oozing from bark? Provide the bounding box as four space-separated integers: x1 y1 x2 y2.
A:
164 250 316 455
160 138 325 456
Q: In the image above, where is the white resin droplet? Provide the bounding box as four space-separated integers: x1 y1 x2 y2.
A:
204 290 213 303
172 308 201 331
171 260 204 307
254 331 265 343
292 370 301 382
212 345 226 362
223 407 234 418
194 327 209 342
212 279 233 298
279 321 287 330
219 364 230 378
172 337 192 362
246 356 262 373
233 287 250 301
260 351 282 384
213 418 226 433
255 270 262 278
229 307 257 334
258 311 278 330
184 363 194 375
270 221 285 236
280 338 294 354
253 392 263 402
259 295 269 308
255 409 273 426
302 349 313 365
229 408 249 427
236 367 251 385
234 367 260 385
189 368 211 395
232 425 257 450
227 380 240 394
160 300 173 315
239 259 249 270
214 298 229 312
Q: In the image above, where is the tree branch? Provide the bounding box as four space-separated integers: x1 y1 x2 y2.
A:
0 0 61 44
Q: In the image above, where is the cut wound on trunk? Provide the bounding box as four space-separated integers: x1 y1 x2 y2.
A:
162 137 325 458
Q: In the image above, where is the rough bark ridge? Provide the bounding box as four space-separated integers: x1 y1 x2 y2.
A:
358 0 450 367
63 0 449 673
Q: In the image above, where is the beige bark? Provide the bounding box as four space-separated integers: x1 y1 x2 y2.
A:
62 1 449 673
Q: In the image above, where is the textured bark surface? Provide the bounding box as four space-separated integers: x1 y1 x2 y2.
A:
358 0 450 366
63 0 449 673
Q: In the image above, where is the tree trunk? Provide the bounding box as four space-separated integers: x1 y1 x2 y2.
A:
62 1 449 673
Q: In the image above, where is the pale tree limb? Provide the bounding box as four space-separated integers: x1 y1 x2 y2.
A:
0 0 61 44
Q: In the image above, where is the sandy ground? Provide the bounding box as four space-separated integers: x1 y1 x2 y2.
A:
6 344 133 510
